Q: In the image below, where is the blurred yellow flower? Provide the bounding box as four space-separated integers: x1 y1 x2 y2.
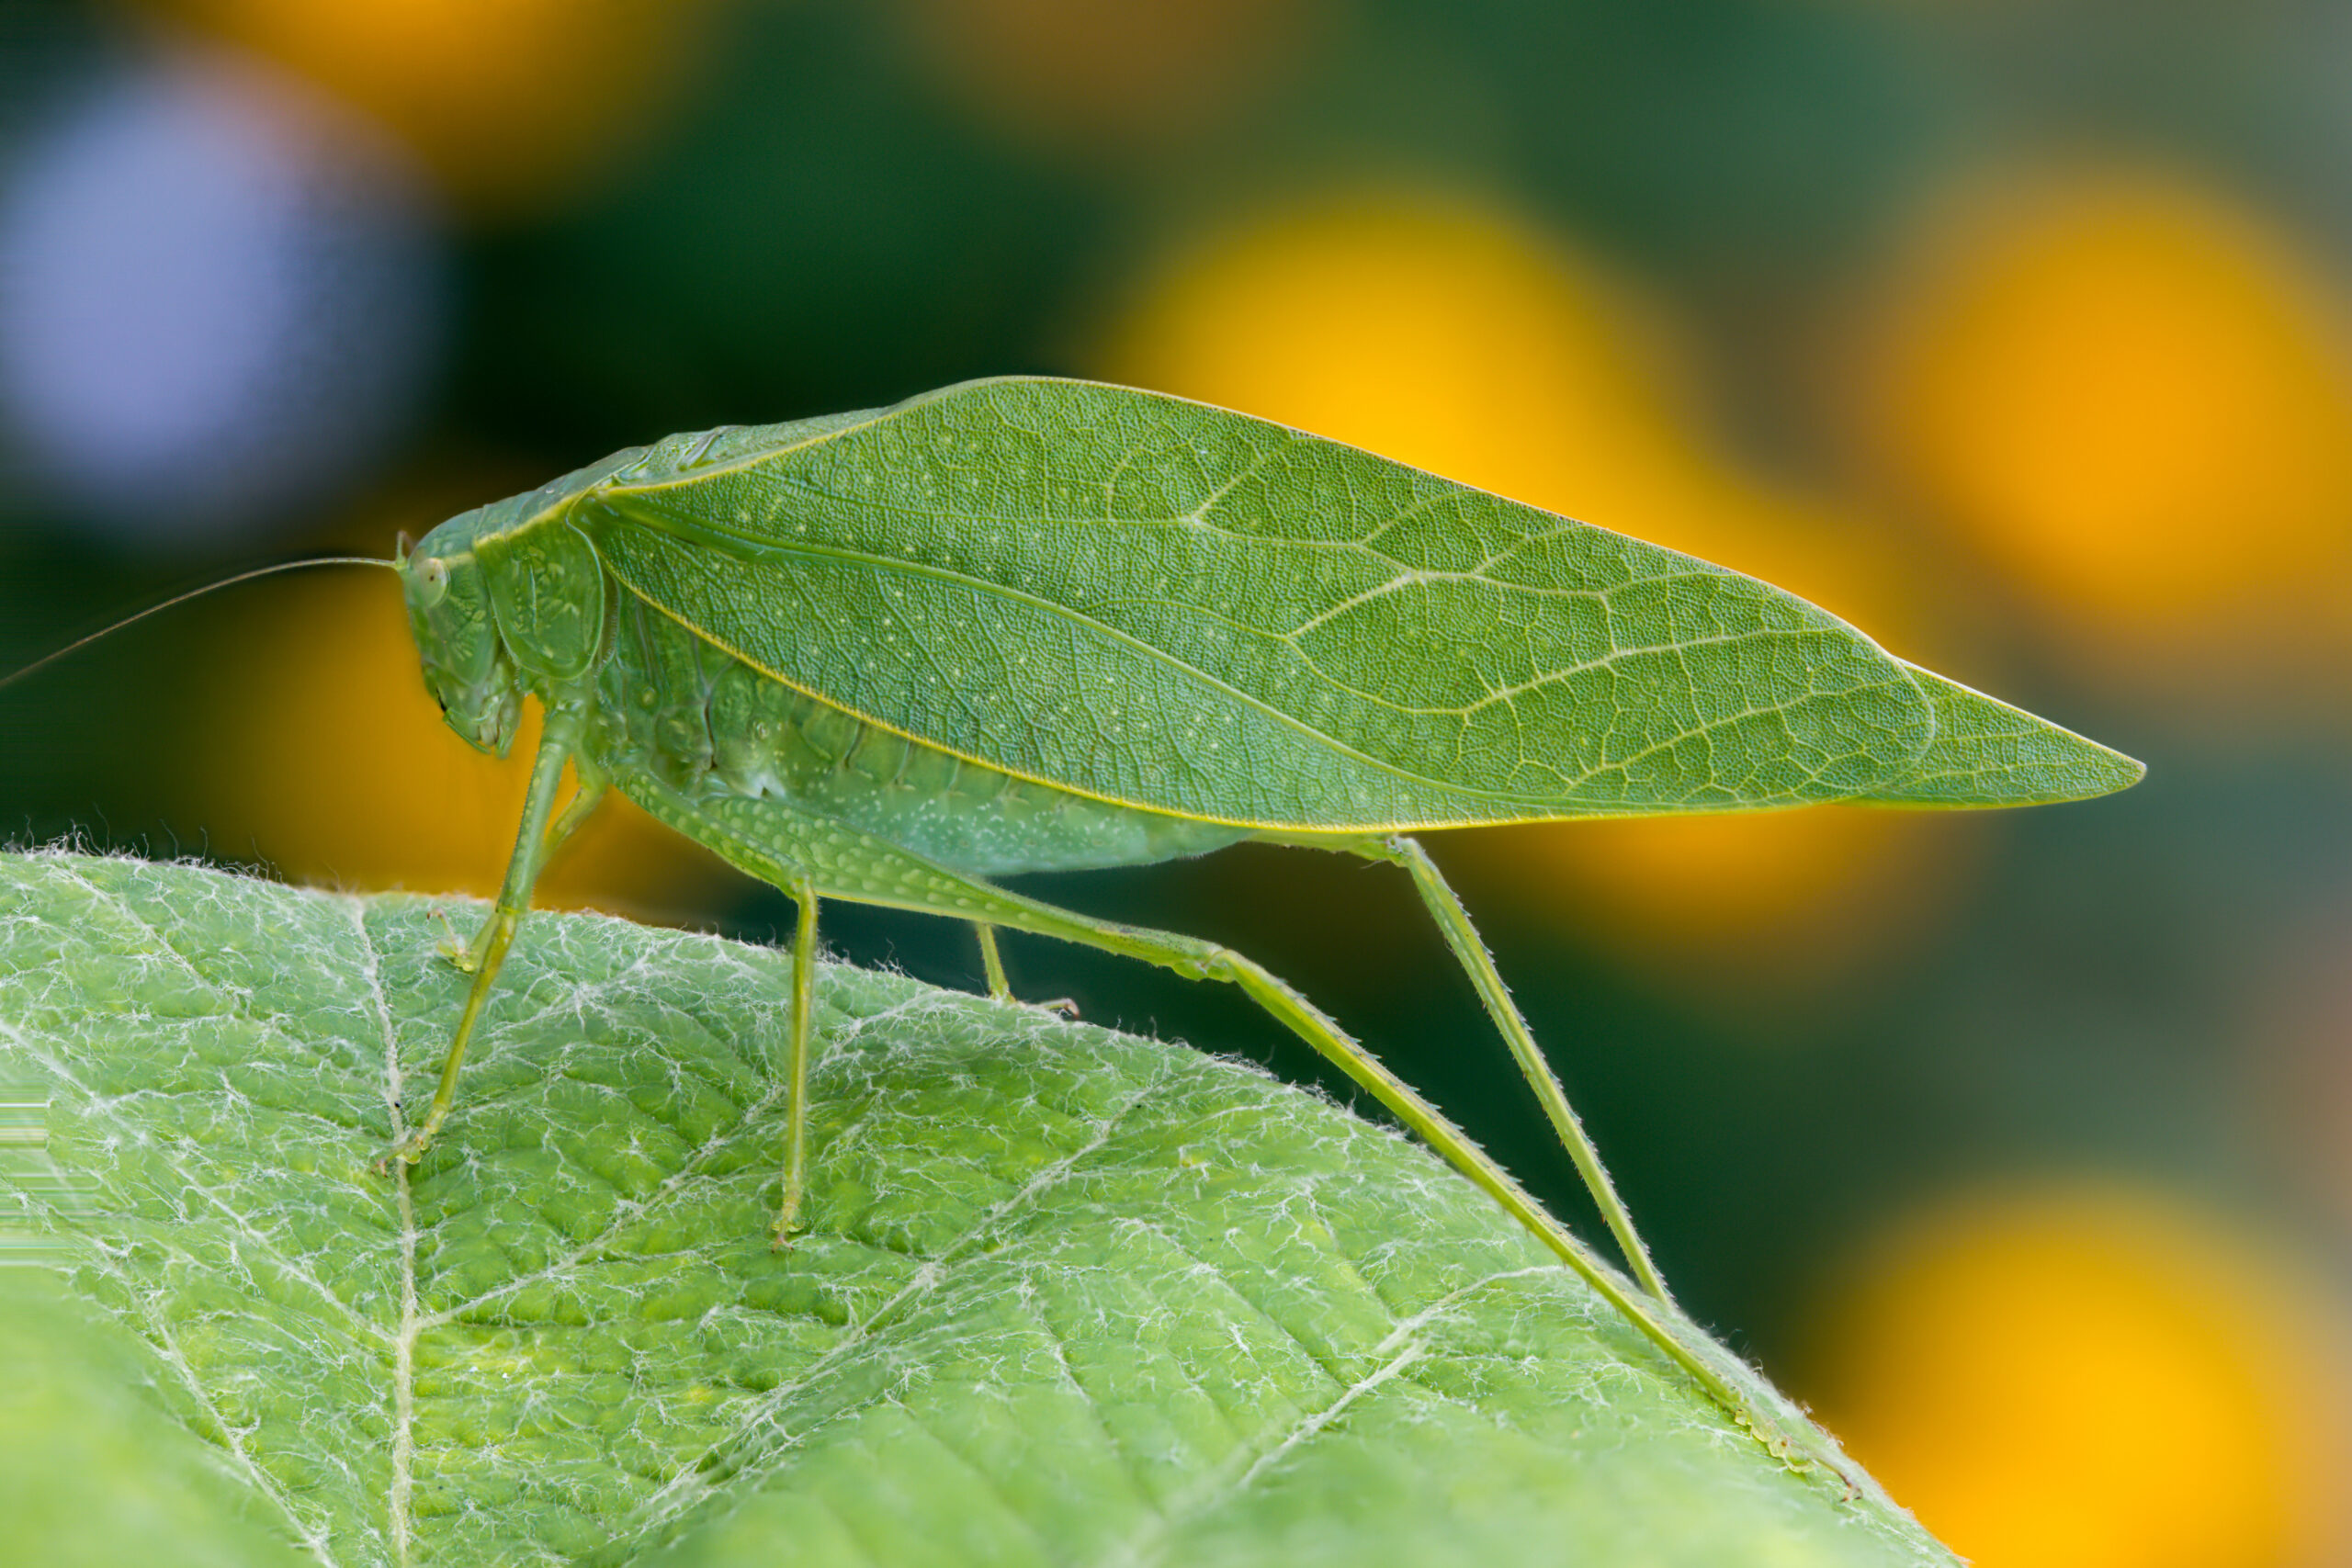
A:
1850 172 2352 690
1804 1186 2349 1568
133 0 716 209
1099 193 1973 988
1099 196 1699 519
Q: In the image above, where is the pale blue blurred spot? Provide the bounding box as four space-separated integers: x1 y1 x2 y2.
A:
0 54 447 547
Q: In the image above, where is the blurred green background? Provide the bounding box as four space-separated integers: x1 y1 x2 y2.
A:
3 4 2349 1562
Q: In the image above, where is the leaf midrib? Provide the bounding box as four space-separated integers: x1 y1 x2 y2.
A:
351 902 419 1568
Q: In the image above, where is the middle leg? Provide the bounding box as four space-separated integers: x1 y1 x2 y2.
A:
388 705 583 1165
774 881 820 1247
974 923 1012 1001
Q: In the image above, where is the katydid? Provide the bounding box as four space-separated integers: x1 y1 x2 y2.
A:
379 375 2138 1450
5 374 2139 1456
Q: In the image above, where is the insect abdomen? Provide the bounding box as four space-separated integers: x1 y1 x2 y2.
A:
593 596 1247 878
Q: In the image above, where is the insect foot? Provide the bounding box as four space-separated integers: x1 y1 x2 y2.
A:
432 911 484 974
372 1128 432 1176
770 1182 808 1253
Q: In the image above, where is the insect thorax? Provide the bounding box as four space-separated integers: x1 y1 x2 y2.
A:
585 593 1248 879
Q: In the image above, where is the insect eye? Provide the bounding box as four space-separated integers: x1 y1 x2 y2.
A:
413 556 451 606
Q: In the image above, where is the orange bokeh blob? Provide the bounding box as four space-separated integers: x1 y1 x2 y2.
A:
1805 1188 2349 1568
897 0 1320 153
1496 805 1981 985
185 565 741 920
1099 195 1973 982
1854 173 2352 681
130 0 716 209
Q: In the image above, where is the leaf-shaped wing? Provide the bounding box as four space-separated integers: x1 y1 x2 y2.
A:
581 378 1943 829
1854 664 2143 807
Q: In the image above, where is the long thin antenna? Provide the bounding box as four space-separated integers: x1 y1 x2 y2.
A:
0 555 397 693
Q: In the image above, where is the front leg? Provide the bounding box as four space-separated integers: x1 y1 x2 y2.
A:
439 761 609 973
384 706 584 1167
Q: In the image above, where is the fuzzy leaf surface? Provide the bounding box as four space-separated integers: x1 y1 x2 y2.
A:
0 850 1954 1567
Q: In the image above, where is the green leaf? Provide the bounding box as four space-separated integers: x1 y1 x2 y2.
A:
0 849 1955 1567
0 1269 318 1568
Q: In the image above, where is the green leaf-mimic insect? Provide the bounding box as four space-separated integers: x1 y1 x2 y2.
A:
379 377 2138 1451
